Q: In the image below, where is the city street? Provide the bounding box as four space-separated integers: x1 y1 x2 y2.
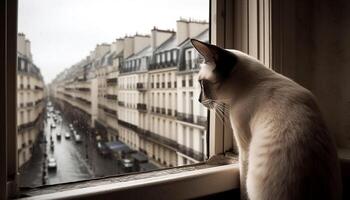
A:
20 107 120 188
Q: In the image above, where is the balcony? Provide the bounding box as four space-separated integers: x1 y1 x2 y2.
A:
167 109 172 116
18 112 43 131
137 103 147 112
77 87 90 92
161 108 166 115
177 112 194 123
35 85 44 91
118 101 125 107
117 119 205 161
105 94 118 101
26 102 34 107
136 82 147 91
104 107 118 119
76 97 91 105
196 116 207 127
35 99 43 106
107 78 118 85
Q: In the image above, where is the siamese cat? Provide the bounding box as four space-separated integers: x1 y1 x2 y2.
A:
191 39 342 200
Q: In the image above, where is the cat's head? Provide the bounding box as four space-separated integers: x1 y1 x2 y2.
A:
191 39 238 109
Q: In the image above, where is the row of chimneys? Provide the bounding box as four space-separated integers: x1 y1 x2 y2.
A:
89 19 208 60
17 33 33 61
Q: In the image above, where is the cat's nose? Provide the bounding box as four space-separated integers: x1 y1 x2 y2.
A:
198 91 202 103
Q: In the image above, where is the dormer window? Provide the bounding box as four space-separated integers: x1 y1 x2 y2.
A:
161 53 165 63
167 51 171 62
156 54 160 63
172 50 177 61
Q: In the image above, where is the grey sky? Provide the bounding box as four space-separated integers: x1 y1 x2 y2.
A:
18 0 209 83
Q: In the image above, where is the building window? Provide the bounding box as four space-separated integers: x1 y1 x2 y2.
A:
14 0 209 190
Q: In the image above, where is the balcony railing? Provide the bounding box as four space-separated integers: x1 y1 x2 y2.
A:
117 119 205 161
107 78 118 85
118 101 125 107
176 112 207 127
77 87 90 92
136 82 147 91
105 94 118 101
35 85 44 91
137 103 147 112
26 102 34 107
161 108 166 115
18 112 43 131
35 99 43 106
177 112 194 123
104 107 118 118
76 97 91 105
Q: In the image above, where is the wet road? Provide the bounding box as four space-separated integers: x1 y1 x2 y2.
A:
20 108 120 187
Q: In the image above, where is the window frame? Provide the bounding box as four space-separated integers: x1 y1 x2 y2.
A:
1 0 255 199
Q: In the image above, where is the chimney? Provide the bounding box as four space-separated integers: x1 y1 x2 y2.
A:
176 18 208 45
25 39 33 60
151 27 174 50
133 34 150 54
123 36 134 58
115 38 124 55
17 33 33 59
92 43 111 59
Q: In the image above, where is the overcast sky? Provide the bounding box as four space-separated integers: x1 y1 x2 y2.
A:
18 0 209 83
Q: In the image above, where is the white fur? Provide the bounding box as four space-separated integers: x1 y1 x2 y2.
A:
199 49 342 200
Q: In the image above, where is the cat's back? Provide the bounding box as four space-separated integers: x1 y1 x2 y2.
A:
247 74 342 200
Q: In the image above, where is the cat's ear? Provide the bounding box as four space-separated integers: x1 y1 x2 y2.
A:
191 39 237 79
190 39 216 62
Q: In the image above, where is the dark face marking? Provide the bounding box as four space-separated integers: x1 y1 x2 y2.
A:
191 39 237 108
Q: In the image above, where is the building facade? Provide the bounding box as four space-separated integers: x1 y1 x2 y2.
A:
17 33 45 167
51 18 209 167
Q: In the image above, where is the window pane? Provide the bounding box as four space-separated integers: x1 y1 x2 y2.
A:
18 0 209 187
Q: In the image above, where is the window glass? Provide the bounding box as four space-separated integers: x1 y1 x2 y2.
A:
18 0 209 188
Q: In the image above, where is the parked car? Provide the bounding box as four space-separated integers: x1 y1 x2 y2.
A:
50 123 56 129
121 158 134 172
56 132 61 140
74 134 82 143
65 133 71 139
48 158 57 171
97 141 109 156
50 143 54 151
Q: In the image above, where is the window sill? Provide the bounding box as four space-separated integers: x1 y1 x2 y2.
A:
17 157 239 200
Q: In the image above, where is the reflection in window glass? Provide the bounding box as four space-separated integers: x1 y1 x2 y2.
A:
17 0 209 187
